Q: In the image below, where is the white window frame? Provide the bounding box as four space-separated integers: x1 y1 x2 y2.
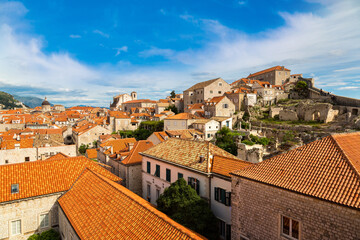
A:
39 212 50 229
10 219 22 236
281 215 300 240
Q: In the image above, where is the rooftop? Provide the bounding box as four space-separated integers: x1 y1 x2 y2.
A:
247 66 290 78
58 169 205 240
0 156 120 203
231 132 360 209
165 112 201 120
185 78 223 91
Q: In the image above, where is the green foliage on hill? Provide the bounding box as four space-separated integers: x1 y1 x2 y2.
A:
0 91 23 109
215 127 244 155
139 120 164 132
157 178 219 240
165 105 179 114
118 129 152 140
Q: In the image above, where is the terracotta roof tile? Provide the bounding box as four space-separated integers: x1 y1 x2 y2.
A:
0 139 34 149
58 169 205 240
45 152 69 160
211 155 252 177
121 140 154 165
185 78 223 91
142 138 239 173
231 133 360 209
0 156 120 203
86 148 98 159
165 113 201 120
247 66 290 78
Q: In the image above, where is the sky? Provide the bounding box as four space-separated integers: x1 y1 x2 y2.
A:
0 0 359 107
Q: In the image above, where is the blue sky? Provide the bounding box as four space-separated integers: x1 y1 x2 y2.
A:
0 0 359 106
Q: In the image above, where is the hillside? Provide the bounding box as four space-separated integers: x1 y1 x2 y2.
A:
0 91 26 109
13 95 43 108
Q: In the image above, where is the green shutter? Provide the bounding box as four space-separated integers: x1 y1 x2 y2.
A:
215 187 219 201
146 162 151 173
178 172 183 179
220 189 226 204
196 179 200 195
166 169 171 182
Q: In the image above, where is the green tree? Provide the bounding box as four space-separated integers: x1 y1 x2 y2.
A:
215 127 242 155
27 229 60 240
79 144 89 154
165 105 179 114
157 179 219 240
295 81 308 90
170 90 176 98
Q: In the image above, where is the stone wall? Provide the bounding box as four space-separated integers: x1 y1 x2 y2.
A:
127 164 143 196
0 194 61 240
0 124 25 132
58 207 80 240
231 177 360 240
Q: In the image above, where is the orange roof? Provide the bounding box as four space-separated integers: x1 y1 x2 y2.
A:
109 111 130 118
121 140 154 165
247 65 290 78
0 139 34 150
211 155 252 177
86 148 98 159
165 113 201 120
45 152 69 161
58 169 205 240
72 123 97 135
152 131 169 142
101 138 137 154
123 99 157 104
0 156 120 203
206 96 225 104
232 132 360 209
188 103 204 110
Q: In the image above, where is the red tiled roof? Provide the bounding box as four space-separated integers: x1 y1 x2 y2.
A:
247 66 290 78
231 133 360 209
165 113 201 120
0 156 120 203
101 138 137 154
58 169 205 240
86 148 98 159
45 152 69 161
123 99 157 104
0 139 34 150
109 111 130 118
211 155 252 177
121 140 154 165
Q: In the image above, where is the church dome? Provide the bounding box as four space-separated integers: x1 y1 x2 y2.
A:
42 97 51 106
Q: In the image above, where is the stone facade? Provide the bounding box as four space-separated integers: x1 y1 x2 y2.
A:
119 163 143 196
231 177 360 240
204 96 235 118
0 194 61 240
183 78 231 109
247 66 291 86
58 208 79 240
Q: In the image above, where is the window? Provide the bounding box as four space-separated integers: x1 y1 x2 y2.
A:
147 184 151 202
178 172 183 179
188 177 200 195
146 161 151 174
154 165 160 177
40 213 49 228
207 134 211 138
223 104 228 109
166 169 171 182
156 189 160 201
219 220 225 238
219 82 222 86
226 224 231 240
281 216 299 239
5 160 9 164
210 90 213 94
25 157 30 162
218 91 222 94
11 184 19 194
11 220 21 235
214 187 231 206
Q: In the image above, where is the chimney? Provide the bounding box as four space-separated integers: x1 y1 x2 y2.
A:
17 135 20 141
128 142 134 151
199 155 205 163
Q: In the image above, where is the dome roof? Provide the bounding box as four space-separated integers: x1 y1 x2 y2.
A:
42 97 51 106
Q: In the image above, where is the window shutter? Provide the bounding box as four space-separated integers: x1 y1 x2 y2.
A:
225 192 231 206
214 187 219 201
221 189 226 204
196 179 200 195
188 177 191 186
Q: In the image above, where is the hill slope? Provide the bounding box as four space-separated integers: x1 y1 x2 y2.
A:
0 91 26 109
13 95 43 108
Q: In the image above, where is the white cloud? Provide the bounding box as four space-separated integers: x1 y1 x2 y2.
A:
238 1 247 6
93 29 109 38
0 0 360 106
69 34 81 39
114 46 128 56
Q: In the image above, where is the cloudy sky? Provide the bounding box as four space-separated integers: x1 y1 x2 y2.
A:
0 0 359 107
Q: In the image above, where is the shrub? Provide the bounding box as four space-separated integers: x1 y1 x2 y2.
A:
242 140 254 146
28 234 40 240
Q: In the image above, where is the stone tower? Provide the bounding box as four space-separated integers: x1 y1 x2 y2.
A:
131 91 137 100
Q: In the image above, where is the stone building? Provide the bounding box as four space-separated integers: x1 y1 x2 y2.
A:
140 138 251 240
41 97 51 112
225 88 257 112
107 111 133 132
0 156 120 240
110 91 137 110
190 119 220 141
230 132 360 240
164 113 201 131
122 99 156 112
72 122 111 150
183 78 231 109
247 66 291 86
204 96 235 118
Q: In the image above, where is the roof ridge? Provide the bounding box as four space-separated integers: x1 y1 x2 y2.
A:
330 134 360 180
84 169 205 239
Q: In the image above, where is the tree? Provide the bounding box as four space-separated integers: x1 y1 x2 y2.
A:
170 90 176 98
157 178 219 240
79 144 89 154
215 127 243 155
28 229 60 240
165 105 179 114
